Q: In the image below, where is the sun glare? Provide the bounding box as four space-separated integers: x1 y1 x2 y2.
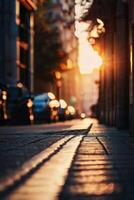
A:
75 0 104 74
78 39 103 74
75 21 103 74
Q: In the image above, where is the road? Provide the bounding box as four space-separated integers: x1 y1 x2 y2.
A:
1 118 134 200
0 118 92 199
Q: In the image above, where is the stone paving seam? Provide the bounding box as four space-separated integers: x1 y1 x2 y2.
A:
58 129 94 199
0 124 92 196
96 137 109 155
58 125 129 200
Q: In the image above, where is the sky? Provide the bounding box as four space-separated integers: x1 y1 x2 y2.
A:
74 0 103 74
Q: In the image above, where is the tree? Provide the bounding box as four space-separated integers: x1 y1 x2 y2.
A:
34 1 67 82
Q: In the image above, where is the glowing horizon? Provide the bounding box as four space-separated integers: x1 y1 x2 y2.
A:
75 21 103 74
78 37 103 74
75 1 103 74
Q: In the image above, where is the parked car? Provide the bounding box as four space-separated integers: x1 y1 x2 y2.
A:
33 92 59 123
7 83 34 125
0 84 8 125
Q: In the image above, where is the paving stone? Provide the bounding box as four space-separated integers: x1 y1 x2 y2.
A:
0 135 64 179
1 119 134 200
3 135 83 200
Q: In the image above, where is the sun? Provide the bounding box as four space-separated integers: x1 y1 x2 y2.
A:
74 1 104 74
75 21 103 74
78 39 103 74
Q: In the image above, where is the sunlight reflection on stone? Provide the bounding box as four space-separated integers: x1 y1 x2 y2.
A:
72 175 119 183
73 169 119 176
69 182 122 195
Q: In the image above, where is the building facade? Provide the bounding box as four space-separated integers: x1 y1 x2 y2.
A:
59 0 80 107
128 0 134 134
34 0 80 109
90 0 134 133
99 0 129 129
0 0 36 92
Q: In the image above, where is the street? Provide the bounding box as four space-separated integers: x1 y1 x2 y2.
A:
1 1 134 199
0 118 134 200
0 118 91 199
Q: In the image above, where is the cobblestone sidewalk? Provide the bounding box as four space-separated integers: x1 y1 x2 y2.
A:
60 121 133 200
1 119 134 200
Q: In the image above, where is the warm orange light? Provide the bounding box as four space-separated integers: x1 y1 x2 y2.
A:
48 92 55 100
49 100 59 108
55 71 61 80
80 112 86 119
30 114 34 121
2 91 7 100
78 40 103 74
17 82 23 88
89 18 105 39
27 99 33 108
59 99 67 109
68 106 76 115
75 21 103 74
67 59 73 69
